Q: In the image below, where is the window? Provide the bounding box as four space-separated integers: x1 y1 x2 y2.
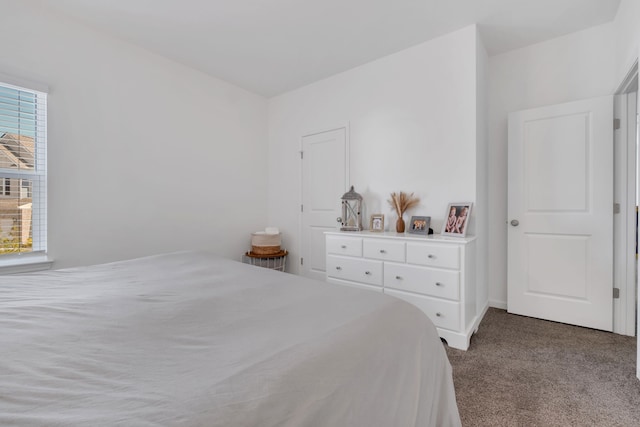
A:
20 179 32 199
0 80 47 256
0 178 10 196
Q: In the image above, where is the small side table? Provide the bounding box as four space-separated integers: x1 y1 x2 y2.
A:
242 250 288 272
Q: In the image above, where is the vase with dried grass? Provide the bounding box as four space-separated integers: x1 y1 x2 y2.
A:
388 192 420 233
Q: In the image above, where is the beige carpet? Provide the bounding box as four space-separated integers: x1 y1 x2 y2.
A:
445 308 640 427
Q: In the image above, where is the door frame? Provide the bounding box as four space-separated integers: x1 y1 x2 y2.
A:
613 60 638 336
298 123 350 275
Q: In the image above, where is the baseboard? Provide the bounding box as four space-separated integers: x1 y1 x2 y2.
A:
489 299 507 310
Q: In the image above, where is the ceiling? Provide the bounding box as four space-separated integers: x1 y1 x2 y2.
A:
39 0 621 97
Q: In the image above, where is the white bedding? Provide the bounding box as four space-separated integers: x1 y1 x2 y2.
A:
0 251 461 426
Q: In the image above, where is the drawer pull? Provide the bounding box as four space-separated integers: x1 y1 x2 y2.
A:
435 282 443 287
428 254 435 259
341 245 347 249
435 312 443 317
379 249 386 254
395 275 402 280
336 266 342 270
365 271 371 275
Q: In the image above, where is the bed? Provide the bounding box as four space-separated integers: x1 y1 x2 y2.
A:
0 251 461 426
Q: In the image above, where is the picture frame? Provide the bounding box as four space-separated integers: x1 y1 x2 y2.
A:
369 214 385 232
441 203 472 237
407 216 430 235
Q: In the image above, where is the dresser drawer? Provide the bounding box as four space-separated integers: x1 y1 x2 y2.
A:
363 239 405 262
384 263 460 301
406 242 460 269
326 236 363 257
326 255 383 286
385 289 461 331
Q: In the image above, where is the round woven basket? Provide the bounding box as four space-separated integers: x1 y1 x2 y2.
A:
251 232 281 255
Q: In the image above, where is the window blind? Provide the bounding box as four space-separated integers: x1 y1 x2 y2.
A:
0 81 47 256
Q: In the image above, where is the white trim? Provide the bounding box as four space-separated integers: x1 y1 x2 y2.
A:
615 59 638 95
624 92 637 336
0 72 48 94
0 80 48 258
637 83 640 382
299 122 351 190
613 90 638 337
489 299 507 310
0 252 53 275
300 123 349 140
298 123 350 276
613 93 628 335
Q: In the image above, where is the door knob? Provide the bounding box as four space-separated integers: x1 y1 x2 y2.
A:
336 217 342 223
510 219 519 226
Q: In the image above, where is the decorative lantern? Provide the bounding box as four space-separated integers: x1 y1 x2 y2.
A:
340 186 363 231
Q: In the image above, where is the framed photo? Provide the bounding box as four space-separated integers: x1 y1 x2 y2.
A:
408 216 430 235
370 214 385 232
441 203 472 237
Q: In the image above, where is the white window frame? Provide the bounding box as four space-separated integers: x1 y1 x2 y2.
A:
0 74 52 272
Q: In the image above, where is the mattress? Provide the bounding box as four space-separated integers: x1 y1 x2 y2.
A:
0 251 461 426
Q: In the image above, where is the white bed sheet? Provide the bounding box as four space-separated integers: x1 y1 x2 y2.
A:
0 251 461 426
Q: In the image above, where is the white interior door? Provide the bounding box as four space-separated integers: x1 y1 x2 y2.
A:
508 96 613 331
301 127 347 280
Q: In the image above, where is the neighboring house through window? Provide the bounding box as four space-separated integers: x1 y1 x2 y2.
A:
0 80 47 256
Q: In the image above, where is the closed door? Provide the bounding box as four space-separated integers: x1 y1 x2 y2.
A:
301 128 347 280
508 96 613 331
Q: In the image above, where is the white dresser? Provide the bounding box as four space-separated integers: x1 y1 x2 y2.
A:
325 231 486 350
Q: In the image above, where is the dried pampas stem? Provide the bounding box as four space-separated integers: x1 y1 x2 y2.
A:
387 192 420 217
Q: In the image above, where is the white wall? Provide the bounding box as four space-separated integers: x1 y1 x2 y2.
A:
0 0 268 268
268 25 482 275
487 17 639 307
